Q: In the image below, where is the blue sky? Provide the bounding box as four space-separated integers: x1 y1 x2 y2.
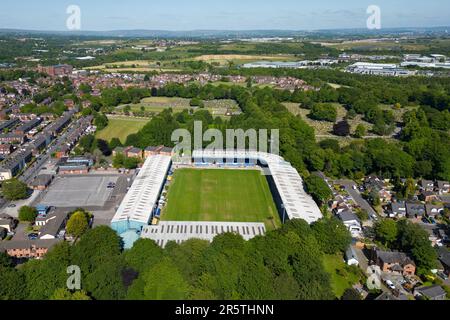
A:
1 0 449 31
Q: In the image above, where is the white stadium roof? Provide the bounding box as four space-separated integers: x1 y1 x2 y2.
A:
111 154 172 225
192 150 323 224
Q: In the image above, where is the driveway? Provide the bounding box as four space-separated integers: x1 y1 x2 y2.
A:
2 190 42 218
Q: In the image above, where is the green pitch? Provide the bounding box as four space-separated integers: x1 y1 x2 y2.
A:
163 169 281 229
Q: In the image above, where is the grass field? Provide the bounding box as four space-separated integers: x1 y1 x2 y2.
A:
163 169 280 230
95 117 149 143
191 54 298 65
118 97 241 117
323 254 363 298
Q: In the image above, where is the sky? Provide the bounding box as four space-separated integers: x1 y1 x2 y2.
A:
1 0 449 31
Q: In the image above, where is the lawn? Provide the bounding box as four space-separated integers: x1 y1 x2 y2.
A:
323 254 363 298
118 97 240 117
163 169 280 230
95 117 149 143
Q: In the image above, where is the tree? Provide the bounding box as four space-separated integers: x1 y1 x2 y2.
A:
312 218 352 254
124 239 163 273
2 179 28 200
50 288 91 300
333 120 351 137
304 175 333 205
66 211 89 239
71 226 123 275
94 112 109 130
374 220 398 246
397 220 437 274
109 137 123 150
18 206 38 222
78 134 95 153
142 258 189 300
97 139 112 156
354 124 367 138
309 103 337 122
112 153 126 169
123 157 140 170
0 266 28 300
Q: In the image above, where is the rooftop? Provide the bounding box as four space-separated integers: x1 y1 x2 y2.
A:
112 154 172 225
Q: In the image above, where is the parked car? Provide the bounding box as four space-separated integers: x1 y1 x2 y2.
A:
437 271 449 281
8 204 16 208
28 233 38 240
385 280 396 290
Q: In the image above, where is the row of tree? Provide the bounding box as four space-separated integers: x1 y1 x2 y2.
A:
0 218 352 300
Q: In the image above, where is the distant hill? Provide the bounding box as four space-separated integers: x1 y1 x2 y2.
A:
0 27 448 39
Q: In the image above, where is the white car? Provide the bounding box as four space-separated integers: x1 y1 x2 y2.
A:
385 280 396 290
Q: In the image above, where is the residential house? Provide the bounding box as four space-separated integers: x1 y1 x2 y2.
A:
0 239 62 259
419 190 438 203
414 285 447 300
0 214 16 232
0 144 13 155
127 147 143 159
37 210 69 240
0 147 32 180
425 204 444 217
419 180 435 192
406 202 426 219
0 133 25 144
345 246 359 266
114 146 142 159
388 201 407 218
438 248 450 276
13 117 42 135
373 249 416 276
437 181 450 195
338 210 362 238
364 176 391 202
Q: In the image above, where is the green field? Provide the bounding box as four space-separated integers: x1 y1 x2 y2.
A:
118 97 241 117
322 254 363 298
163 169 280 229
95 117 149 143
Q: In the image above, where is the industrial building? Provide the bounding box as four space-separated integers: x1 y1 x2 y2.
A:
111 154 172 238
346 62 417 77
192 150 323 224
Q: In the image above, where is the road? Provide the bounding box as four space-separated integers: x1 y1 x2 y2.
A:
335 179 378 222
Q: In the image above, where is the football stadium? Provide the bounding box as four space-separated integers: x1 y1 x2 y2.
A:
111 149 322 248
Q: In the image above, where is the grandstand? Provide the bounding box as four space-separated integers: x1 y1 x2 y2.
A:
191 150 322 224
111 154 172 237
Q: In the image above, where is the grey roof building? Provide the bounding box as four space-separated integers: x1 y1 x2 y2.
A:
406 202 426 218
414 285 447 300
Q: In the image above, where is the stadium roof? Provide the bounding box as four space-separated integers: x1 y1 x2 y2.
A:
192 150 322 224
111 154 172 226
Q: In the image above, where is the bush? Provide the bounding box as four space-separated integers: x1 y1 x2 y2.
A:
2 179 28 201
309 103 337 122
18 206 38 222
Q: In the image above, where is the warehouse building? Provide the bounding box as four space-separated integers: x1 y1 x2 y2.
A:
111 154 172 242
